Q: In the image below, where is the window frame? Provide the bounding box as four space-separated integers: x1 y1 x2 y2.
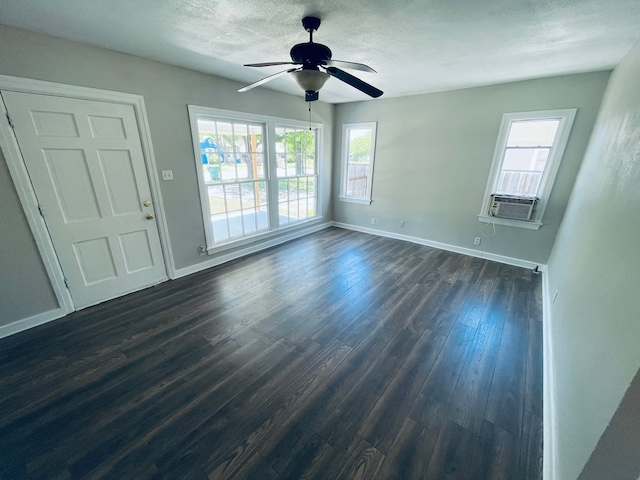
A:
188 105 323 253
479 109 577 229
339 122 378 205
274 125 320 228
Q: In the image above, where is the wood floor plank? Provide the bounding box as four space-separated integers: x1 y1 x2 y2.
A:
447 322 503 435
66 339 296 478
259 333 389 473
477 419 519 480
358 328 444 453
424 419 484 479
205 445 281 480
518 411 544 480
373 418 438 480
275 433 338 479
408 322 476 433
332 436 385 480
170 339 352 479
2 335 221 457
0 228 543 480
525 275 544 418
484 322 529 436
456 260 499 328
316 328 420 452
423 262 484 335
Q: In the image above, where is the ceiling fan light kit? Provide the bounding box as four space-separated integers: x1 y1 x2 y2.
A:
291 69 330 92
238 16 383 101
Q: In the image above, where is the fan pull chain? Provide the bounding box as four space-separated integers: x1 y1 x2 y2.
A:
308 102 312 130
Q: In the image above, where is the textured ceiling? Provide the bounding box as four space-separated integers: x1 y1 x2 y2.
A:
2 0 640 103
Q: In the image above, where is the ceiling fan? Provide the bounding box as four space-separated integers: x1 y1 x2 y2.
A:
238 16 383 102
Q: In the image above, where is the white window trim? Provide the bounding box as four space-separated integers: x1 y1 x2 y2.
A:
339 121 378 205
479 108 577 229
187 105 323 253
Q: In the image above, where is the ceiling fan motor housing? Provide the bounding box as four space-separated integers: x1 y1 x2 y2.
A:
302 16 322 32
290 43 332 68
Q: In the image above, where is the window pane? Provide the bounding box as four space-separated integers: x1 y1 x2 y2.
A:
277 175 318 223
212 213 230 242
223 183 240 214
306 177 316 217
194 111 320 248
346 163 369 197
286 153 297 177
344 125 374 199
507 119 559 147
275 126 317 178
249 125 262 140
496 171 542 196
290 178 299 201
498 119 559 197
207 184 226 215
240 182 256 207
499 146 550 196
274 126 318 227
196 115 271 245
304 154 316 175
503 148 549 172
243 207 257 234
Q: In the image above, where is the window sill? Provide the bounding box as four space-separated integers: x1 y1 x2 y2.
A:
339 196 372 206
206 217 323 255
478 215 542 230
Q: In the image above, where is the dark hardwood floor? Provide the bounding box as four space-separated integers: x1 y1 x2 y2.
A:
0 228 543 479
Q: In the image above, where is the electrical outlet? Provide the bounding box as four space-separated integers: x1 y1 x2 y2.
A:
370 217 376 225
474 237 481 245
162 170 174 181
399 221 405 228
198 245 206 256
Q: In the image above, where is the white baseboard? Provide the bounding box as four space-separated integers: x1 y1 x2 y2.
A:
174 221 334 278
333 222 545 271
0 308 67 339
542 271 559 480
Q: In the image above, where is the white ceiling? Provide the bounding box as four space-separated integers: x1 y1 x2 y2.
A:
2 0 640 103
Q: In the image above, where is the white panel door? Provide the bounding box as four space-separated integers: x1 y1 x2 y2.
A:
3 91 167 309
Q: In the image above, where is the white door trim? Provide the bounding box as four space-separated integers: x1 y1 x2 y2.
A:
0 75 176 316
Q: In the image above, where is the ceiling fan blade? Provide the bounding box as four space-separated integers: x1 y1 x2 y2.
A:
325 67 383 98
238 68 299 93
244 61 298 68
323 59 376 73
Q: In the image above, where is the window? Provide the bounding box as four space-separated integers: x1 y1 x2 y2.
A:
480 109 576 228
189 106 321 250
275 126 317 226
339 122 377 205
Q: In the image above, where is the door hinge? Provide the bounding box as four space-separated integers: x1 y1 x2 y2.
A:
5 113 14 129
64 278 70 289
38 204 45 217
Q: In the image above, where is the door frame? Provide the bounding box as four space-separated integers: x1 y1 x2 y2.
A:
0 74 176 316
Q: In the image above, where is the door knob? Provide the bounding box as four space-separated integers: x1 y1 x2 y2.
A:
146 213 154 219
143 200 151 207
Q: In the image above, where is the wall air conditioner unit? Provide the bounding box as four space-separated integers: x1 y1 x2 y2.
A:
489 194 538 221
